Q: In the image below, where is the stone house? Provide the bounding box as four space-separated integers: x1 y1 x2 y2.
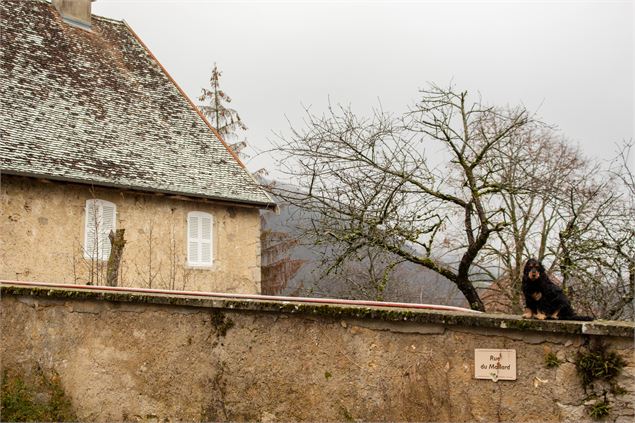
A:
0 0 276 293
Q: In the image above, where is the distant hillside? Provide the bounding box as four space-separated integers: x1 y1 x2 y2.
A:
259 178 465 306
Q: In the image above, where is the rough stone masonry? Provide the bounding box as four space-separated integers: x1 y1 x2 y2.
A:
1 284 633 422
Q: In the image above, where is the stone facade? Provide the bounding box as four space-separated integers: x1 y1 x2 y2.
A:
0 175 261 293
2 284 633 422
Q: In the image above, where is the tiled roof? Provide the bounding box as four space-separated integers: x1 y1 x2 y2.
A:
0 0 275 208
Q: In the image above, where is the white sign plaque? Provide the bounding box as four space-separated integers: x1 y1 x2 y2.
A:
474 349 517 381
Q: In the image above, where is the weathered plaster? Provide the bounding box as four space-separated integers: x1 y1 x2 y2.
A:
2 285 633 422
0 175 261 293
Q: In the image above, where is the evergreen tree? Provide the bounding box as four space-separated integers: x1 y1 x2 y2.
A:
198 63 247 156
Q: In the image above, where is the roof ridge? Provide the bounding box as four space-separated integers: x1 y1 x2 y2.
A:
92 14 126 26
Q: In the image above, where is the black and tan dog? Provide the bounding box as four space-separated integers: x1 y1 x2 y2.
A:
522 258 592 321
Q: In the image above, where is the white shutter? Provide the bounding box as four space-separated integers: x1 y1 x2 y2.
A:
188 212 213 266
188 215 200 264
200 215 212 265
84 200 97 259
100 202 116 260
84 199 116 260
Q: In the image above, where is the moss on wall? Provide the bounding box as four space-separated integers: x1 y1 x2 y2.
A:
1 367 76 422
2 284 633 338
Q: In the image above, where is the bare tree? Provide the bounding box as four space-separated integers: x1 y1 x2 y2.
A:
549 141 634 319
271 85 633 318
272 85 530 311
156 212 194 292
477 127 588 312
602 140 635 318
478 134 634 319
134 218 161 289
610 140 635 196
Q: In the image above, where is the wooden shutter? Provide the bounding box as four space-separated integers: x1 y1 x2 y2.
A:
188 214 200 264
100 201 116 260
200 214 212 264
84 199 116 260
84 200 98 259
99 201 116 260
188 211 213 266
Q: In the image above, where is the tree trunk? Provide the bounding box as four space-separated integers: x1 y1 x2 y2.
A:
456 276 485 311
455 226 491 312
107 229 126 287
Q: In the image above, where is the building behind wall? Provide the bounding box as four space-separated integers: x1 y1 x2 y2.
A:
0 0 276 292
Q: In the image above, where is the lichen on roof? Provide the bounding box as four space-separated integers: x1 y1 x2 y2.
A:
0 0 275 208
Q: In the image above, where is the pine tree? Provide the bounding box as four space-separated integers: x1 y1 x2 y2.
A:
198 63 247 156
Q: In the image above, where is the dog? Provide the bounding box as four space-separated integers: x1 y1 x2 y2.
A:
522 258 592 321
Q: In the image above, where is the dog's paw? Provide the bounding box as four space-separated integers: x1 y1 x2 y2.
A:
536 312 547 320
522 309 533 319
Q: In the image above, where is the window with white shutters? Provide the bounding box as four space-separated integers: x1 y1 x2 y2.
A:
187 211 213 267
84 199 116 261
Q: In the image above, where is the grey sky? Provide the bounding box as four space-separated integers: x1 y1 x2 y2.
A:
92 0 634 174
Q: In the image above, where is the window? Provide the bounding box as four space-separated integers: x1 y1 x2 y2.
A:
84 199 116 261
187 211 213 267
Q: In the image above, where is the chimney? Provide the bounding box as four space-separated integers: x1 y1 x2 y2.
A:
52 0 95 31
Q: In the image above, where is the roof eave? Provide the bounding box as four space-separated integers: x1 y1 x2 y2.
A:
1 170 278 210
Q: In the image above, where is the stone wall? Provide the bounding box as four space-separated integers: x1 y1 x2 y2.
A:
1 284 634 422
0 175 262 293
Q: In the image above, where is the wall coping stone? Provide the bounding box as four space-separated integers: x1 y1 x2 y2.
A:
2 284 633 338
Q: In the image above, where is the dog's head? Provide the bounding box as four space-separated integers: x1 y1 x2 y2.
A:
524 258 544 282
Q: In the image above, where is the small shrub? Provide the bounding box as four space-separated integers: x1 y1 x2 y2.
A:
574 342 627 421
575 343 626 390
610 384 627 396
589 399 611 420
544 352 562 368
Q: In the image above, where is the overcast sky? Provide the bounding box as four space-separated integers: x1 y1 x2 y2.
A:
92 0 634 174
